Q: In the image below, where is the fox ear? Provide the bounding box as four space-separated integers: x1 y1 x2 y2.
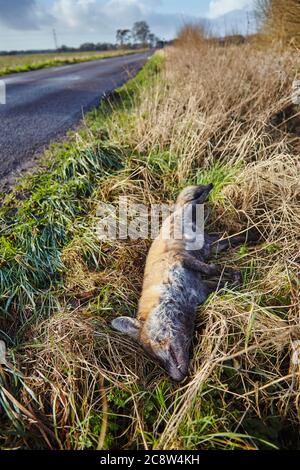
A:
111 317 140 339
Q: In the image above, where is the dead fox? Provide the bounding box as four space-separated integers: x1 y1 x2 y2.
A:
112 184 258 382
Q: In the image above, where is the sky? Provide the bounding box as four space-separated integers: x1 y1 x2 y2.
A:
0 0 256 51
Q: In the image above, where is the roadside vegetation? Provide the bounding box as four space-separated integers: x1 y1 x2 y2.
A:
0 49 148 77
0 16 300 450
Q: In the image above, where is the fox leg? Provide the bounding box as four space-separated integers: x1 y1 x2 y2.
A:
203 279 226 295
211 228 260 255
181 254 221 276
202 272 242 298
181 254 241 284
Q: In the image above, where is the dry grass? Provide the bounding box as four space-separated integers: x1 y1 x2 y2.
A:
1 35 300 450
175 24 208 48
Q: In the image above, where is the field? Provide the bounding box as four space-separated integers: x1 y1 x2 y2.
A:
0 49 146 76
0 36 300 450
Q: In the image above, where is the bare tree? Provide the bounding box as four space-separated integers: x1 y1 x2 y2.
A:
132 21 150 46
116 29 131 48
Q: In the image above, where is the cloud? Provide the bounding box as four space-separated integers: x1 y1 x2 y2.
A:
0 0 53 30
49 0 144 35
208 0 254 18
50 0 184 38
0 0 183 37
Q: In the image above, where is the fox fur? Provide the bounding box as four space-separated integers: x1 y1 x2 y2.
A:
112 184 259 381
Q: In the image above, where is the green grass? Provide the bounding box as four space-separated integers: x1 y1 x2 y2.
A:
195 162 242 202
0 49 149 76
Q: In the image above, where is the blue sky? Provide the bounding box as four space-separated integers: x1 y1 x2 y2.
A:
148 0 210 16
0 0 255 51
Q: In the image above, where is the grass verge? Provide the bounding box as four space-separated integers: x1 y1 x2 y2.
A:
0 40 300 450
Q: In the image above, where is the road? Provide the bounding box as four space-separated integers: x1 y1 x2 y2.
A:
0 52 151 188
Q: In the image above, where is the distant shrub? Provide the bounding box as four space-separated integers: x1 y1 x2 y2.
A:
175 23 208 48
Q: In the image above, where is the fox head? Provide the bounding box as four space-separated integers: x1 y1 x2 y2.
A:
175 183 213 207
111 311 194 382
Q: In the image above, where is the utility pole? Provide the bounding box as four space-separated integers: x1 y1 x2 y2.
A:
53 28 58 50
247 12 250 36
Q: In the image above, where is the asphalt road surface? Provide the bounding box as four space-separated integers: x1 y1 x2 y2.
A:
0 52 151 187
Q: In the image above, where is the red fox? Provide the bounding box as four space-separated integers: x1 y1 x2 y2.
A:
112 184 258 381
